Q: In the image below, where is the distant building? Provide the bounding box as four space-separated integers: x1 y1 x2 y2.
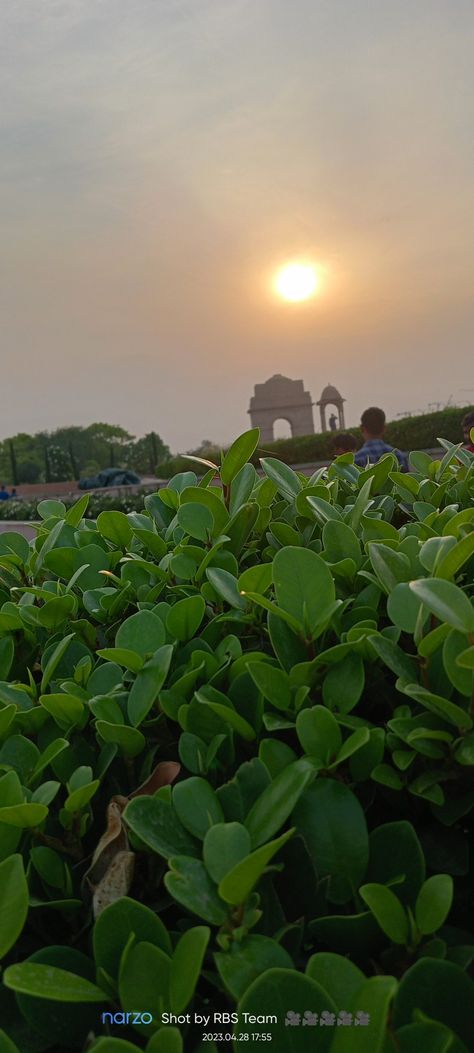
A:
248 376 347 439
248 375 314 441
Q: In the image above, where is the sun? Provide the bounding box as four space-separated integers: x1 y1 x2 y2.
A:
275 262 319 302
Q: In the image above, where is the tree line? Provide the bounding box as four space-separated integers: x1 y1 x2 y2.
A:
0 424 170 484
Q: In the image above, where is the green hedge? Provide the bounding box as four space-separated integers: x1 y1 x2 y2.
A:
155 406 473 476
0 491 152 521
0 430 472 1052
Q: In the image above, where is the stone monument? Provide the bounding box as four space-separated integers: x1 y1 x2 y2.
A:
248 374 314 442
316 384 346 432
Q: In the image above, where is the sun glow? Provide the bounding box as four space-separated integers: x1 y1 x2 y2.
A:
275 262 319 302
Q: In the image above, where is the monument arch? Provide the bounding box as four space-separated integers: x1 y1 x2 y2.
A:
248 375 314 442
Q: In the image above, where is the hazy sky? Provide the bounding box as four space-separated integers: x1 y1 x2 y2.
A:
1 0 473 452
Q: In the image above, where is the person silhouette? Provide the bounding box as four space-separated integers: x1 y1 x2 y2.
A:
354 407 408 471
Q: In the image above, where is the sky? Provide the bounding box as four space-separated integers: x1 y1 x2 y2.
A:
1 0 473 453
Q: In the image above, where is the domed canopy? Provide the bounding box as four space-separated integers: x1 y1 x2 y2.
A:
318 384 344 403
316 383 346 431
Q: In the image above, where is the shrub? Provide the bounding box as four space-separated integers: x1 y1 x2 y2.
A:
0 429 473 1052
0 491 155 522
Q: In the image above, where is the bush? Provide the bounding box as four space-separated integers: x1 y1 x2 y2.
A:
0 430 473 1052
0 491 155 522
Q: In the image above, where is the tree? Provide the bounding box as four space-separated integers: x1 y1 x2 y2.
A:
126 432 170 475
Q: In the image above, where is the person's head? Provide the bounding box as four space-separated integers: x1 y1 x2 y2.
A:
360 406 386 439
461 411 474 445
331 433 358 457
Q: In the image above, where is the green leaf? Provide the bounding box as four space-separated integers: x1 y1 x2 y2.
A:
206 567 247 610
116 610 165 657
229 463 258 514
322 653 365 714
173 777 224 839
64 780 99 814
218 828 294 905
170 926 210 1013
409 579 474 634
359 883 409 944
3 963 106 1002
220 429 260 485
457 647 474 668
293 779 369 904
124 796 200 859
97 511 132 548
236 968 336 1051
238 563 273 595
330 975 397 1053
388 582 424 633
260 458 302 500
146 1031 183 1053
195 691 256 741
166 596 205 642
393 959 474 1048
40 633 75 693
89 1040 147 1053
215 935 293 1000
96 647 144 672
296 705 342 766
0 637 14 680
64 494 90 526
273 546 336 636
177 503 214 542
435 530 474 580
242 590 303 633
0 1028 21 1053
442 630 473 696
132 528 167 560
395 1021 468 1053
400 682 472 730
305 952 365 1006
127 645 173 726
322 519 361 566
331 727 370 767
39 692 85 730
0 855 29 959
245 758 314 847
203 822 251 883
247 662 291 711
0 803 48 828
415 874 453 935
368 542 411 592
367 821 425 904
119 940 170 1028
164 856 228 924
95 721 145 758
93 897 172 982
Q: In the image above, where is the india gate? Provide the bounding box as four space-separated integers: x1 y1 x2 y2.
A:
248 375 346 442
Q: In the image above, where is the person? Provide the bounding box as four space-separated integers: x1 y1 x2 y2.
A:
328 412 338 431
461 410 474 452
354 407 408 471
10 488 18 499
331 433 358 457
0 484 10 501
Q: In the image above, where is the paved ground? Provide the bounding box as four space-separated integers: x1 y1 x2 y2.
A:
0 522 39 540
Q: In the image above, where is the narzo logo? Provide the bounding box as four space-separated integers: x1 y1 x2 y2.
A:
101 1011 153 1025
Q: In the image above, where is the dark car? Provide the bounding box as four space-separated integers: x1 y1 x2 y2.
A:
78 467 141 490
